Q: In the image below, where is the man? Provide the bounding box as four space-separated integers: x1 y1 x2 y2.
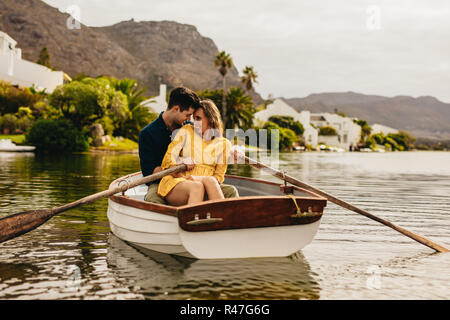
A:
139 86 238 203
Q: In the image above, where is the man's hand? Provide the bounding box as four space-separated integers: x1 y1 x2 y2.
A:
152 166 162 174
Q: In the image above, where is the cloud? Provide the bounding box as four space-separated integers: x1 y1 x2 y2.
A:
42 0 450 102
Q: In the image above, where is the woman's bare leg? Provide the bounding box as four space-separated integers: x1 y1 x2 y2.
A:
165 181 205 206
201 176 224 201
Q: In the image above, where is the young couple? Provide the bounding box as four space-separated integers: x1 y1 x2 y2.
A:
138 86 238 206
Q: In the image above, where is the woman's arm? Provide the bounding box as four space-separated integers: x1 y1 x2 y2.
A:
212 139 232 184
161 126 194 175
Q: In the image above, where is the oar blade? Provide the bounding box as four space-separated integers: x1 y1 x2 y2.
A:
0 209 54 243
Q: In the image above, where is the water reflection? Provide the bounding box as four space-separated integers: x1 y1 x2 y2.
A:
107 234 321 300
1 151 449 299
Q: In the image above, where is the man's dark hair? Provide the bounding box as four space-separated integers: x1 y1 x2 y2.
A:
167 86 201 111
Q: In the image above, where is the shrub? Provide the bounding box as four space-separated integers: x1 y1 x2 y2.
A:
17 117 33 133
49 78 128 131
1 114 18 133
261 121 297 151
385 136 400 151
25 119 89 153
387 131 415 151
280 127 298 150
371 132 385 145
0 81 40 114
268 115 304 135
319 126 338 136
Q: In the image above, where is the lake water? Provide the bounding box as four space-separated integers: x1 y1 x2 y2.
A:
0 151 449 299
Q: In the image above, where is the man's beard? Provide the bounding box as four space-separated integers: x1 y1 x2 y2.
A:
173 120 183 129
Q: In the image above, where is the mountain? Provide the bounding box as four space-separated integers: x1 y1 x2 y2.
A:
283 92 450 139
0 0 262 101
94 20 251 97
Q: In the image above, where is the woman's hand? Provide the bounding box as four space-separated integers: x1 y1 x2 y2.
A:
182 157 195 170
171 171 184 178
188 175 206 181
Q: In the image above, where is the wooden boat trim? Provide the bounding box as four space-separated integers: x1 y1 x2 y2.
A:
176 195 326 210
109 195 179 217
178 196 326 232
108 172 327 222
109 172 326 199
224 174 326 199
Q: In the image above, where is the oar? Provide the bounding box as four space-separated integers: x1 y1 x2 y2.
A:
241 154 449 253
0 164 187 243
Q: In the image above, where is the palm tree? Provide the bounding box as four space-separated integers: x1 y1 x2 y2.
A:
240 66 258 93
214 51 233 127
36 47 51 68
108 77 157 141
226 87 255 131
197 87 255 131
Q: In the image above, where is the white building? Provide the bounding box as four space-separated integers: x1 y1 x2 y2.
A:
254 98 319 147
0 31 63 92
371 123 399 136
142 84 167 114
310 113 361 150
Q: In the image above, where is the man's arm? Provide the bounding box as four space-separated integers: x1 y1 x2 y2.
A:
139 130 160 178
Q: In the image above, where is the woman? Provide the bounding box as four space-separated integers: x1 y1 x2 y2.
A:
157 99 232 206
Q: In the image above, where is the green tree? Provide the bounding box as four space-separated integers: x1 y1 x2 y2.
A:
226 87 255 130
101 77 156 140
371 132 385 145
215 51 233 126
387 131 416 151
241 66 258 92
1 114 18 134
268 115 304 135
319 125 338 136
198 87 255 130
49 78 128 131
262 93 274 109
36 47 51 68
385 136 401 151
26 119 89 153
262 121 297 151
354 119 372 142
0 80 40 115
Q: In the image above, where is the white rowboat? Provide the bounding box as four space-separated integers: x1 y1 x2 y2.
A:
107 172 327 259
0 139 35 152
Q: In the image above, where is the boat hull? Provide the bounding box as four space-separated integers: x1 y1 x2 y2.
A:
107 173 326 259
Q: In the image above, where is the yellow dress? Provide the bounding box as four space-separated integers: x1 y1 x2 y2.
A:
157 124 232 197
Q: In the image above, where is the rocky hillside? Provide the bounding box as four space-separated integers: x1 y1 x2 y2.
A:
95 20 247 96
284 92 450 139
0 0 261 101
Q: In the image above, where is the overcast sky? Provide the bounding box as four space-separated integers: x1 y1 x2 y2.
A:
43 0 450 102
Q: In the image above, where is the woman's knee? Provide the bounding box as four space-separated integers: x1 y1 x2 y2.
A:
201 176 218 186
189 181 205 193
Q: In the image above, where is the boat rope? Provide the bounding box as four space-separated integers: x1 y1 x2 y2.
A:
117 178 131 195
286 194 301 214
281 170 287 186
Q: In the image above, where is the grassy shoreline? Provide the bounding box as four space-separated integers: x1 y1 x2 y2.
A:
1 134 447 153
0 134 26 144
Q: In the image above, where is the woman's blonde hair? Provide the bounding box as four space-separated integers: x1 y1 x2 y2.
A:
199 99 223 137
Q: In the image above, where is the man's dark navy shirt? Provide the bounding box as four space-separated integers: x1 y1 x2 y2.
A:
139 112 173 185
